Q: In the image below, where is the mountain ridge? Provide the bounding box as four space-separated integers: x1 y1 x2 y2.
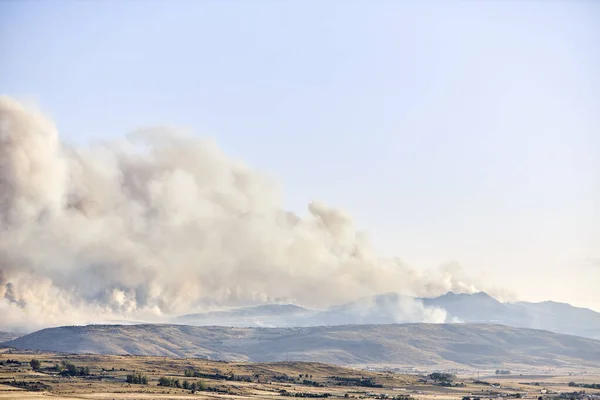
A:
168 291 600 340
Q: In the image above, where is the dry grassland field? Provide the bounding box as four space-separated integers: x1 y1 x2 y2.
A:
1 349 599 400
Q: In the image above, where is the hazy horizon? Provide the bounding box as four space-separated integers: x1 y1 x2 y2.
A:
0 1 599 331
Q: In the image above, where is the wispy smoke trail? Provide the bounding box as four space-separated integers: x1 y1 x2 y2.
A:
0 96 480 331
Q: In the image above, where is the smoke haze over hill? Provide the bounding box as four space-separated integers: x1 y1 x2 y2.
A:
0 96 498 331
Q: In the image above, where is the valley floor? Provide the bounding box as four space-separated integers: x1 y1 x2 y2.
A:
1 350 599 400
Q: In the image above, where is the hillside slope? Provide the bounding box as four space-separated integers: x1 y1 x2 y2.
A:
3 323 600 369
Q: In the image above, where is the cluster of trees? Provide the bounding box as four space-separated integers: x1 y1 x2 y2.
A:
0 359 21 366
55 361 90 377
183 369 321 386
428 373 455 382
126 373 148 384
158 376 205 393
426 373 457 387
182 380 205 391
2 379 50 392
185 369 253 382
274 374 300 383
329 376 383 388
158 376 182 388
273 374 318 385
279 389 331 398
301 379 325 387
569 382 600 389
558 391 586 400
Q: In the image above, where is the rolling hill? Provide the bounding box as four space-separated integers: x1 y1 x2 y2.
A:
3 323 600 369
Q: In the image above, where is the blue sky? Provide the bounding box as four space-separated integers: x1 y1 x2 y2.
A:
1 1 599 309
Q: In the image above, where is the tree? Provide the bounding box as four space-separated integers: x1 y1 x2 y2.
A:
158 377 171 386
30 359 41 370
64 363 78 376
183 380 190 390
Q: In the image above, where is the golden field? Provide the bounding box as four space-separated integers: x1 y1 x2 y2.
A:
2 349 600 400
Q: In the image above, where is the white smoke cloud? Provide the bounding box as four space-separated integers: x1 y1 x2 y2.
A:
331 293 450 324
0 96 486 331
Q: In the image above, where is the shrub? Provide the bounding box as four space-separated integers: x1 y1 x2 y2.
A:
30 359 41 370
158 377 172 387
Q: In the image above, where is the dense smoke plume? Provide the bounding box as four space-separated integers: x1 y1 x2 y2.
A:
0 96 481 331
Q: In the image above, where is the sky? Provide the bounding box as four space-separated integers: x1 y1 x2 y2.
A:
1 1 599 311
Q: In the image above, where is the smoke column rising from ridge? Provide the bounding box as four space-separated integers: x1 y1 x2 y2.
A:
0 96 481 331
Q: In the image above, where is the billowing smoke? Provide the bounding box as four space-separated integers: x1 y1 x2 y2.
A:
0 96 481 331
